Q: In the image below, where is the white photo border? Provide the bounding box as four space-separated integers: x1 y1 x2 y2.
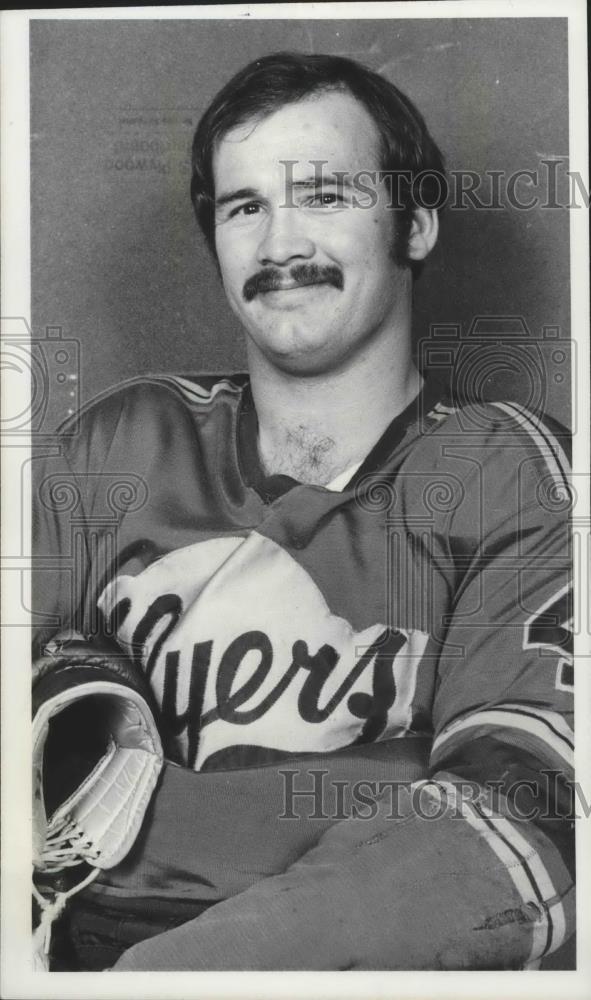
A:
1 3 589 998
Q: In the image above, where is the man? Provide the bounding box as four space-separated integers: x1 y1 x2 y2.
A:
33 52 574 971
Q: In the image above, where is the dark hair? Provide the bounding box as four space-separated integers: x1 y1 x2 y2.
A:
190 51 445 274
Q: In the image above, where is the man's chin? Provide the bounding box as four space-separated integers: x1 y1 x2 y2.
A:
257 338 350 379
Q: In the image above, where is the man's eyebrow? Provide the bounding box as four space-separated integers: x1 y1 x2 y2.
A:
290 176 354 189
215 187 260 209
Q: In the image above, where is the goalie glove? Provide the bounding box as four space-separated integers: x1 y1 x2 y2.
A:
32 632 163 968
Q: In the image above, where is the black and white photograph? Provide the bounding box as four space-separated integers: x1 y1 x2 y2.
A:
1 3 589 998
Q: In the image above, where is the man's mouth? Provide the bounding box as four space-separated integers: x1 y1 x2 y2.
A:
243 264 344 302
267 279 322 293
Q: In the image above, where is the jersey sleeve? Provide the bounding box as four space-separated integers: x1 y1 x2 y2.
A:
111 404 575 972
32 378 192 658
32 389 127 658
430 403 573 782
427 403 574 895
33 429 95 659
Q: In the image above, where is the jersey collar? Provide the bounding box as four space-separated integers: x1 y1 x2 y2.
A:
237 373 448 503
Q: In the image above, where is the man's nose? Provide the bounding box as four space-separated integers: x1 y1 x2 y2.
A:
256 206 315 266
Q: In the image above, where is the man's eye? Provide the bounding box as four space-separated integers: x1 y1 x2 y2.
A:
229 202 261 219
306 191 344 208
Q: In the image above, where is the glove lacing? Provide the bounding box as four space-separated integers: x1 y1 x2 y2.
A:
39 815 102 871
33 820 103 969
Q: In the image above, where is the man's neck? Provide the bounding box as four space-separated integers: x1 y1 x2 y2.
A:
248 339 423 487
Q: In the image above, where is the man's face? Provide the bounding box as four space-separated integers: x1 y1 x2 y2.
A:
213 90 411 377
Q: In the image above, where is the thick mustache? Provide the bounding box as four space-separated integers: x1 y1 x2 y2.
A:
243 264 344 302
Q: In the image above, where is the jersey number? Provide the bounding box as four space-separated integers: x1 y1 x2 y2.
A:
524 585 573 692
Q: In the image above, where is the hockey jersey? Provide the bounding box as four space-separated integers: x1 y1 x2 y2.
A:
32 372 575 970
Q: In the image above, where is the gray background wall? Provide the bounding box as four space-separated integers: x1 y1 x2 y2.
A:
30 17 571 431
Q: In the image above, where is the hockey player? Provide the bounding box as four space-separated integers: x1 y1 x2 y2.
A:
33 52 574 971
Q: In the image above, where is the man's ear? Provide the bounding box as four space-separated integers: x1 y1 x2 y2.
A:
407 208 439 261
